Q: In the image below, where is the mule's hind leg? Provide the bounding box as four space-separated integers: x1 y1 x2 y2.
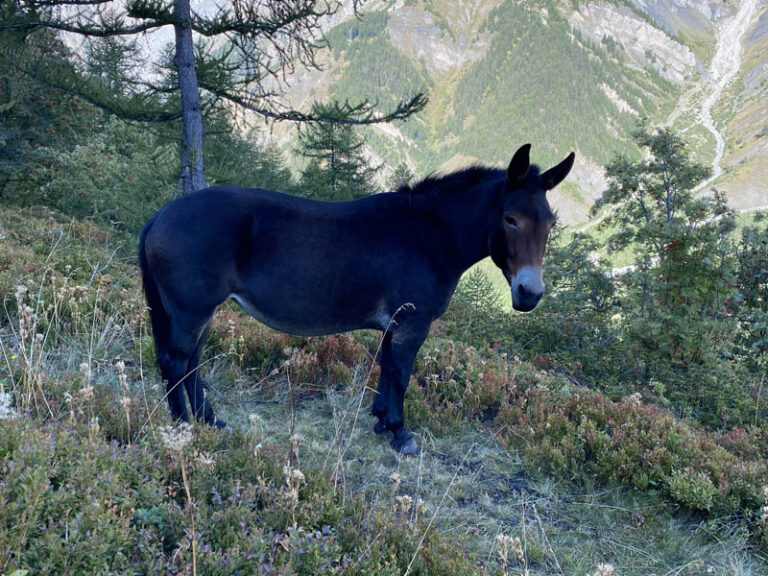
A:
157 346 192 423
184 322 225 428
158 311 214 424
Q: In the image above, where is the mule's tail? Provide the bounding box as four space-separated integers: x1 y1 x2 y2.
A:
138 216 170 356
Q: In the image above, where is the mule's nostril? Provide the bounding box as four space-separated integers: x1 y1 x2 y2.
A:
512 285 543 312
517 285 542 300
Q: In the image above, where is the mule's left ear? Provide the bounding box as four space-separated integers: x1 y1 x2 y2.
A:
541 152 575 190
508 144 531 182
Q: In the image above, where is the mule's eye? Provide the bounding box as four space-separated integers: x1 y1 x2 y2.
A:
504 215 519 228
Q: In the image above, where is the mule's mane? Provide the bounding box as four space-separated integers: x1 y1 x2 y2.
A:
396 164 543 202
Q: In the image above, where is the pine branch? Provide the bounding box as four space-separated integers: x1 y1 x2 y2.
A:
191 0 336 39
2 0 173 36
202 84 427 125
6 18 168 37
17 62 185 122
22 0 112 6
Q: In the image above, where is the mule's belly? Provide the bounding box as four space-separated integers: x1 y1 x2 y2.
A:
229 293 390 336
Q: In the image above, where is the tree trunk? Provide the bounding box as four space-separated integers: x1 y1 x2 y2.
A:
173 0 206 195
330 125 337 195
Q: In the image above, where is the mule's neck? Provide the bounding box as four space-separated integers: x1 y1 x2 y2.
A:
430 180 502 277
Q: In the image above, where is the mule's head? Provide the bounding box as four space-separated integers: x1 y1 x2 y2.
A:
490 144 575 312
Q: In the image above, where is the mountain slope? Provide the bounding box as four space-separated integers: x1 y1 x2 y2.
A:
718 2 768 211
274 0 766 223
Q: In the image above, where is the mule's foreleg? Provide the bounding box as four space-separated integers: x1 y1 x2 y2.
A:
372 332 392 435
380 321 430 455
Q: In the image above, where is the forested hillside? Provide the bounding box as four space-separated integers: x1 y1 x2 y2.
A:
283 0 768 222
322 1 668 167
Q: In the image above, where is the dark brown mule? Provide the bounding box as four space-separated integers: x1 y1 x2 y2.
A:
139 144 574 454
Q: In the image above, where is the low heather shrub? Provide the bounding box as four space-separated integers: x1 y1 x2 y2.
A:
404 340 768 546
0 401 478 575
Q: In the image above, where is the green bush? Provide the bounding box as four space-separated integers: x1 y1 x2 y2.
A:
668 468 718 511
494 386 766 518
400 337 768 545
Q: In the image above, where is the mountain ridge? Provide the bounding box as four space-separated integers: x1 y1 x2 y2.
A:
271 0 767 223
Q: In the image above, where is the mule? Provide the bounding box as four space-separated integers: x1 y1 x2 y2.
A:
139 144 574 454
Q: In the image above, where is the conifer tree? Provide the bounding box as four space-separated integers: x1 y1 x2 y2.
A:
387 162 415 190
594 122 740 422
0 7 93 200
297 102 379 201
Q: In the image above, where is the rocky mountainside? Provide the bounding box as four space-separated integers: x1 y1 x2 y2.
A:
715 1 768 211
276 0 767 223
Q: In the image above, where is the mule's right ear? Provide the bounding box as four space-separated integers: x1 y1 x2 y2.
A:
508 144 531 182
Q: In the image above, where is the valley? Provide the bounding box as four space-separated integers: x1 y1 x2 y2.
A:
276 0 768 223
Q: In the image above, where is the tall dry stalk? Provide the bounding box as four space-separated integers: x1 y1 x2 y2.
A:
116 360 131 443
161 423 197 576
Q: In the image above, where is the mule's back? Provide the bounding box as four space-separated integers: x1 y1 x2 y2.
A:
142 186 439 336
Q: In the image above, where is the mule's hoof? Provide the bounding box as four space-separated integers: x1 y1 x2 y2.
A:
373 420 388 435
212 417 228 430
391 436 420 456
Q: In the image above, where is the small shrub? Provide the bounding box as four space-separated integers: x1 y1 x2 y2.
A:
0 409 479 575
494 387 766 520
667 468 718 511
206 310 369 400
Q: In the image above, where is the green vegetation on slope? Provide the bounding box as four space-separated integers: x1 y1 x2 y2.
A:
327 11 432 114
1 205 767 574
443 0 660 167
323 0 681 175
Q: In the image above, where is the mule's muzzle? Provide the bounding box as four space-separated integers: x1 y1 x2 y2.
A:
512 284 543 312
511 266 544 312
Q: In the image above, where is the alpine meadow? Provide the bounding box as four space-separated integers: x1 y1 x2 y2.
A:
1 1 768 575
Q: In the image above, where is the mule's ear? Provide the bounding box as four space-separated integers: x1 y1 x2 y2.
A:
541 152 575 190
508 144 531 182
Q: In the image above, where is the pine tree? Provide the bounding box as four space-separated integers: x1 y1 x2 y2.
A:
0 12 96 201
297 103 379 201
387 162 415 190
595 122 741 423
